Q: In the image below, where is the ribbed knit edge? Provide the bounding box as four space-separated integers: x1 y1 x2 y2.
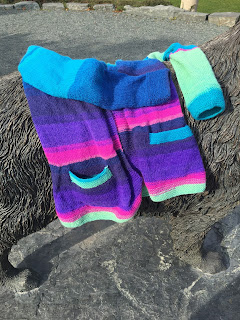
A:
59 211 134 228
150 183 206 202
187 88 225 120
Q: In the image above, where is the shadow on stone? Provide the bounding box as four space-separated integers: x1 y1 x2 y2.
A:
16 220 115 285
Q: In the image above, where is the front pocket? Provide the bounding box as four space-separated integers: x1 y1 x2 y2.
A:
69 166 112 189
149 125 193 145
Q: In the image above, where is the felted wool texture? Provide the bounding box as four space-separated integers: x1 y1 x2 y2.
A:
148 43 225 120
19 50 206 228
18 45 171 110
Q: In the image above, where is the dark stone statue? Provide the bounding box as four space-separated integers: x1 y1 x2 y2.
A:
0 22 239 292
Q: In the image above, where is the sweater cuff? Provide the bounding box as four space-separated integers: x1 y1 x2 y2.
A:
187 88 225 120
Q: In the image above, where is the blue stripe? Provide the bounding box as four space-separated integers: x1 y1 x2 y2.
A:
149 125 193 145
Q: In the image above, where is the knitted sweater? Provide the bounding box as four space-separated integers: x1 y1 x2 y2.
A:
18 46 206 228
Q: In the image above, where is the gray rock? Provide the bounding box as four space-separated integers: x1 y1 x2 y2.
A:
42 2 65 10
178 11 209 22
0 208 239 319
124 4 185 19
0 4 14 10
93 4 115 11
208 12 240 27
13 1 40 10
67 3 89 11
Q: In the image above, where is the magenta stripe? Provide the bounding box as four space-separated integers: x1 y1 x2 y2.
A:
113 99 180 120
169 47 196 58
44 135 122 153
57 193 142 222
44 143 119 166
145 172 206 194
115 111 183 132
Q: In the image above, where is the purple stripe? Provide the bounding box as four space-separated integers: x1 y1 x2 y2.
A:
130 147 205 182
53 174 142 213
121 136 197 156
26 87 108 118
35 117 118 148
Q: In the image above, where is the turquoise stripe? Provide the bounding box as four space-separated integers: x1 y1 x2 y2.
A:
188 88 225 120
149 125 193 145
69 166 112 189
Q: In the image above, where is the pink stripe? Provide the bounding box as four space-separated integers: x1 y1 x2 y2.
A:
113 99 180 120
44 143 119 166
116 111 183 132
145 172 206 194
57 193 142 222
169 47 196 58
44 135 122 153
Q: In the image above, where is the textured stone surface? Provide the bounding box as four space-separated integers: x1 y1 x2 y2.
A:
67 3 89 11
42 2 65 10
0 207 239 319
0 4 14 10
14 1 40 10
178 11 208 22
93 4 115 11
208 12 240 27
124 5 185 19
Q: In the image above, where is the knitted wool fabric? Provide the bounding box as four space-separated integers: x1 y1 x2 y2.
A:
19 47 206 228
148 43 225 120
18 46 171 110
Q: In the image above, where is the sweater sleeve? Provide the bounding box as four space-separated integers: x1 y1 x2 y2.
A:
148 43 225 120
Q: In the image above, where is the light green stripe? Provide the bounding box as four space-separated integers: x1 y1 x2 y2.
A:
170 48 220 105
59 211 133 228
150 183 206 202
69 166 112 189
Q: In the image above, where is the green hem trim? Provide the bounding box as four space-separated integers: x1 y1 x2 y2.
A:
150 183 206 202
59 211 134 228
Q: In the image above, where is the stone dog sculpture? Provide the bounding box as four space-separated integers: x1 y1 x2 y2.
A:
0 22 239 292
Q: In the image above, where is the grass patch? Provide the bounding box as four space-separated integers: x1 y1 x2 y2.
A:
170 0 240 13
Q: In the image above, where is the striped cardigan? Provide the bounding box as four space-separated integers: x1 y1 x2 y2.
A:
19 46 207 228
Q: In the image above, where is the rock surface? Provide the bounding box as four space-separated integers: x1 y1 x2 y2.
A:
177 11 208 22
208 12 240 27
124 4 185 19
42 2 65 10
0 4 14 10
93 4 115 11
14 1 40 10
0 207 239 319
67 3 89 11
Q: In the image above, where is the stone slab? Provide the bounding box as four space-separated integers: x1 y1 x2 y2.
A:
13 1 40 10
93 4 115 11
67 3 89 11
177 11 208 22
124 4 185 19
0 4 14 10
208 12 240 27
0 206 239 319
42 2 65 10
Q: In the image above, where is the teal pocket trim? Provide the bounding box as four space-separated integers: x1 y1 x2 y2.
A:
149 125 193 145
69 166 112 189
